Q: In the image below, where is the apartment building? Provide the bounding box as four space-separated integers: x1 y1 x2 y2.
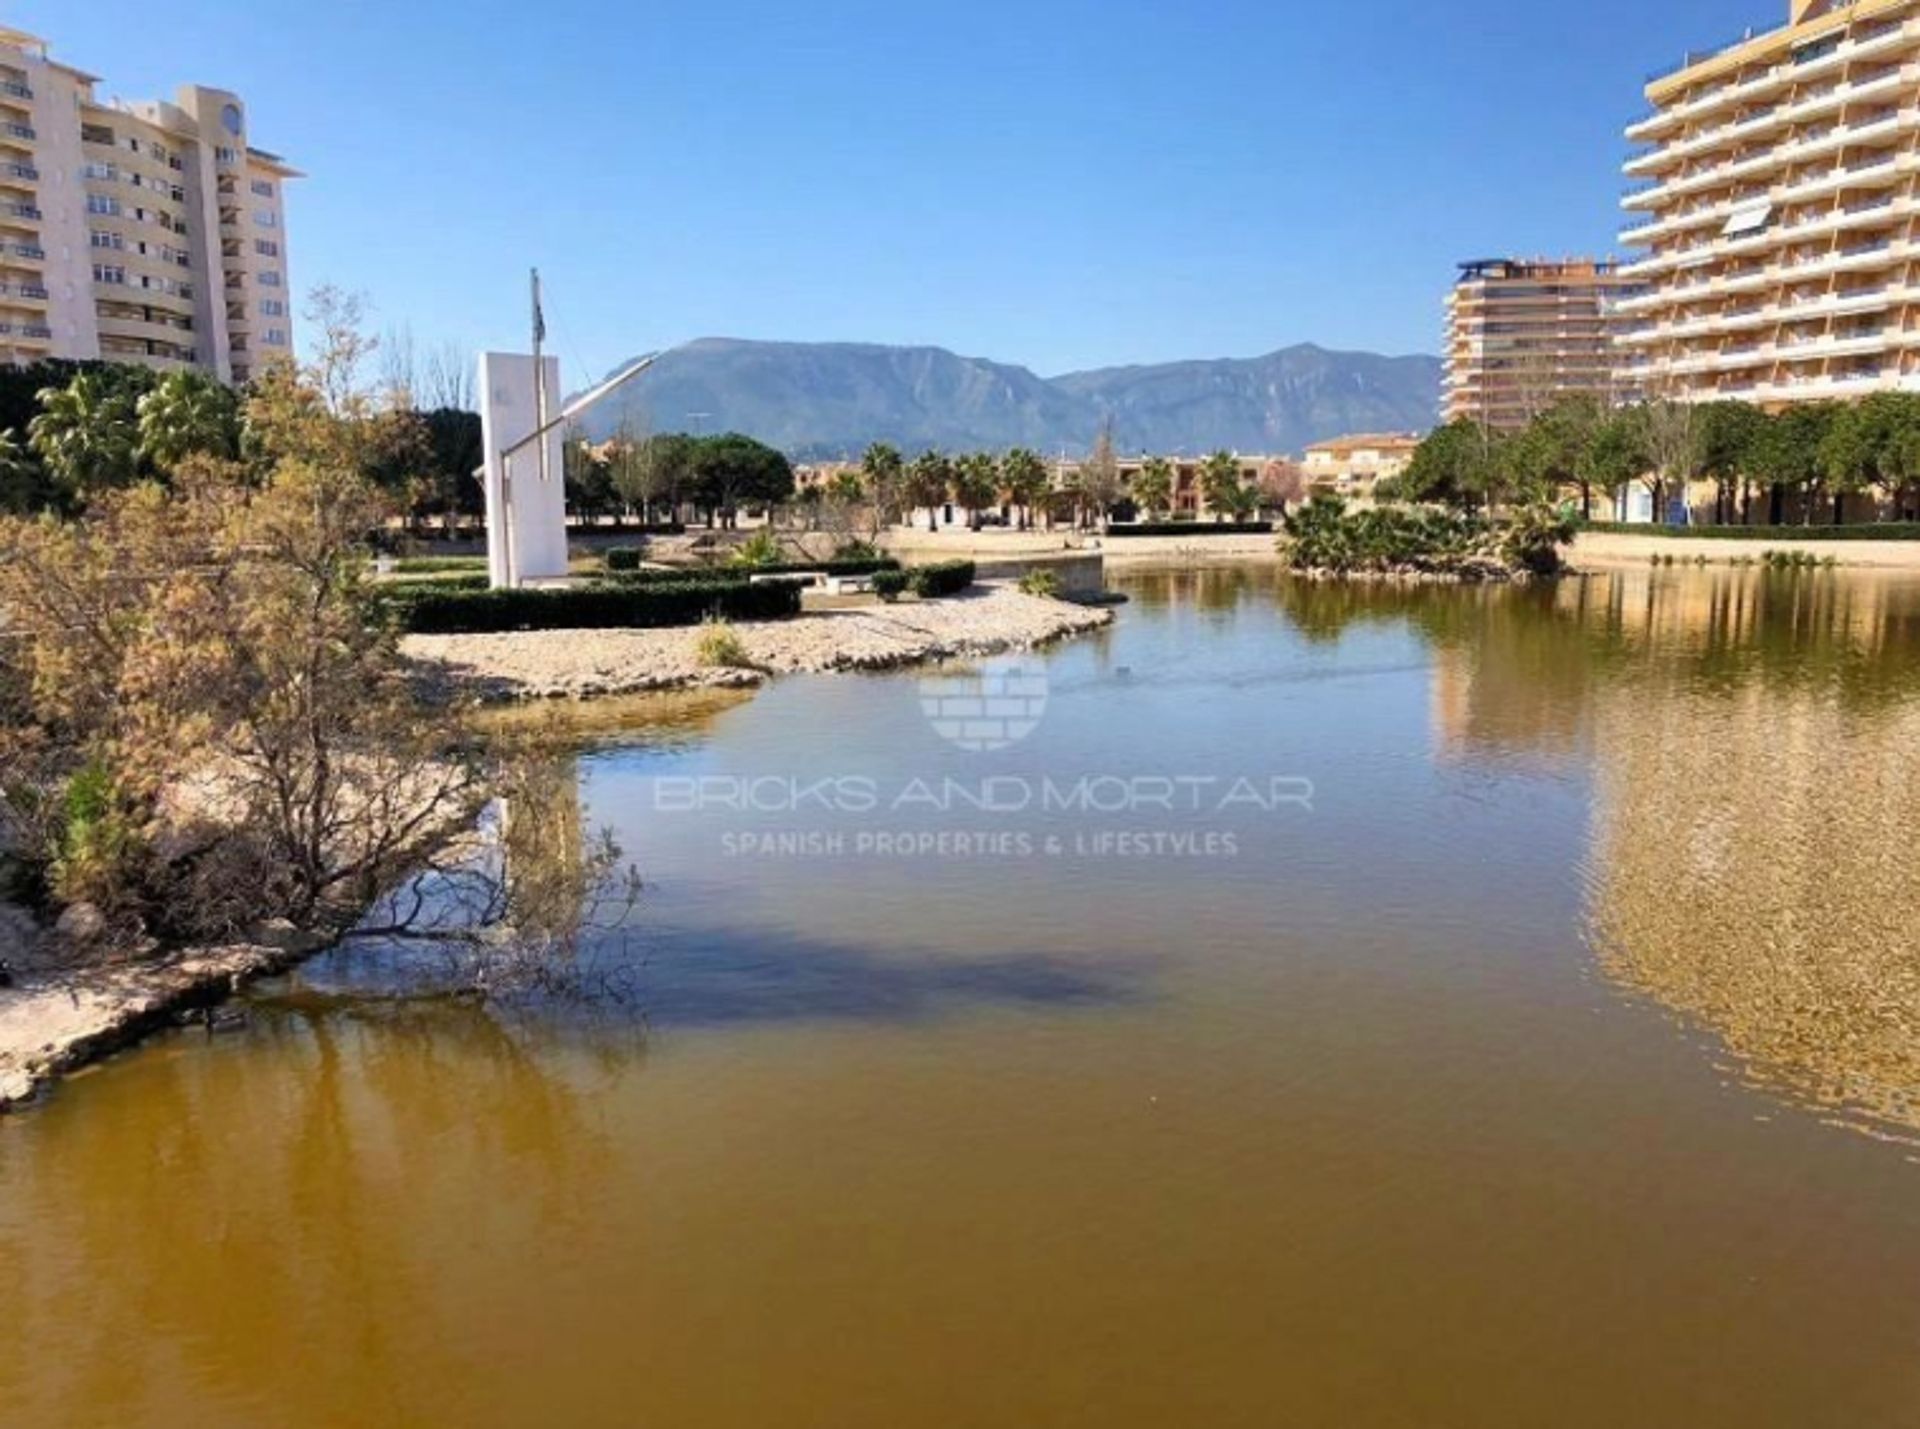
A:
1444 258 1642 428
0 26 297 384
1619 0 1920 406
1301 433 1421 502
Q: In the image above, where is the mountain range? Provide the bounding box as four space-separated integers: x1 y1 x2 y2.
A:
581 338 1441 459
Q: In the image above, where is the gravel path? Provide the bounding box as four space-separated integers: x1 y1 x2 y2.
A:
401 586 1115 701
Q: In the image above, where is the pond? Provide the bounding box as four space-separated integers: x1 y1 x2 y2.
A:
5 565 1920 1427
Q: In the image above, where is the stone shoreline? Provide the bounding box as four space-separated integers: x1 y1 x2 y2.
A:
0 927 330 1110
401 585 1115 702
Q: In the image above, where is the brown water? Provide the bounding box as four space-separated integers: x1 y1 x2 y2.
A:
7 566 1920 1427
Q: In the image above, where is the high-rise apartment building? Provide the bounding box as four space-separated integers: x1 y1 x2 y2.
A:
1618 0 1920 405
1443 258 1641 428
0 26 297 385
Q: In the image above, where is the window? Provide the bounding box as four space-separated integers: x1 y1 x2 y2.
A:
215 146 239 165
81 161 117 181
250 179 274 198
253 210 278 228
92 264 126 285
86 194 121 217
89 230 123 251
264 328 288 347
81 123 115 145
255 239 279 257
257 271 282 288
259 298 286 317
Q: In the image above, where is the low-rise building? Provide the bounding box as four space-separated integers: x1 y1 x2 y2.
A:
1301 433 1423 502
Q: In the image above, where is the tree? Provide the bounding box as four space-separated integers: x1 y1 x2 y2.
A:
1078 423 1124 530
1694 400 1765 525
27 372 140 500
1001 448 1049 531
1519 395 1605 518
0 426 49 514
952 452 1000 531
136 370 241 470
906 449 952 533
858 442 907 534
1580 410 1648 521
1199 451 1249 522
1258 460 1307 519
694 434 795 528
1750 404 1835 526
1132 456 1174 520
1636 399 1702 525
615 431 697 523
564 423 619 520
416 407 485 533
1818 404 1876 528
1397 420 1510 514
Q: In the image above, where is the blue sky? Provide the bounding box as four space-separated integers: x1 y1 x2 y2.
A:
13 0 1769 377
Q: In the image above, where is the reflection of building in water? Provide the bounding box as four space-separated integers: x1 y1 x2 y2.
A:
1578 573 1920 1136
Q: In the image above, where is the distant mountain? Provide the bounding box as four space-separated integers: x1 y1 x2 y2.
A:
1055 345 1444 457
583 337 1440 459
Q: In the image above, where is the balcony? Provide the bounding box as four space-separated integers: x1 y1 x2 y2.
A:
1629 19 1919 139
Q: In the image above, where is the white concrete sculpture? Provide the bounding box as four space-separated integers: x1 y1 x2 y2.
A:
479 351 569 589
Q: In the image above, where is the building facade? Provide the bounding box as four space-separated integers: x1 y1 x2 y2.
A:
1301 433 1421 502
0 26 297 384
1618 0 1920 406
1444 258 1641 429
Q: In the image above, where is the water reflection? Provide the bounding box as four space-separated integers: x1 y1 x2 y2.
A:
1254 566 1920 1138
0 995 626 1425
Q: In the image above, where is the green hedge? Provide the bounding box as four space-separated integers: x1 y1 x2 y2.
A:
908 560 976 598
1580 521 1920 541
391 555 488 575
873 569 910 602
605 547 646 572
1108 521 1273 538
394 580 803 635
605 555 901 578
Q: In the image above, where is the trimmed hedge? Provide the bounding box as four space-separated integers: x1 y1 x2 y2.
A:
395 580 803 635
604 554 902 578
872 569 910 602
1580 521 1920 541
605 547 646 571
1108 521 1273 538
391 555 488 575
724 557 902 577
908 560 976 599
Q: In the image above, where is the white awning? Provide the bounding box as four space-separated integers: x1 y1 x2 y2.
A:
1723 204 1774 238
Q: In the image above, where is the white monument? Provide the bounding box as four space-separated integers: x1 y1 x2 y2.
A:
479 350 570 588
479 272 668 590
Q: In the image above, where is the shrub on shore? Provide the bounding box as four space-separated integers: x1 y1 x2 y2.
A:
695 619 754 669
873 569 910 603
1018 568 1064 599
1282 496 1571 580
605 546 645 572
907 560 976 599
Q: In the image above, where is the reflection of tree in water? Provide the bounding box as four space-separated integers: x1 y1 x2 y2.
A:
0 992 627 1425
1585 678 1920 1139
1259 564 1920 1137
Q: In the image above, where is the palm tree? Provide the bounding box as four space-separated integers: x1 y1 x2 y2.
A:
1200 450 1246 523
137 369 240 471
1001 448 1048 530
907 450 953 532
1132 456 1174 520
0 427 41 514
952 452 1000 531
28 373 140 500
860 442 906 531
